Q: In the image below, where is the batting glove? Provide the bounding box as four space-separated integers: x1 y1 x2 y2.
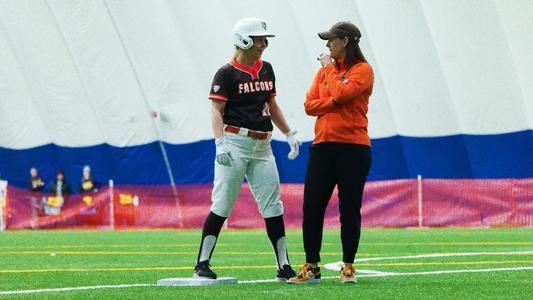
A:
215 138 232 166
285 130 302 160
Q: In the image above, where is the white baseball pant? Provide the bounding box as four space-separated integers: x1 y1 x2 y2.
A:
210 130 284 218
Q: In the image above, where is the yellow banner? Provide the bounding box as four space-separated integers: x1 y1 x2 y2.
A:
82 195 93 206
119 194 133 205
47 196 62 208
0 180 6 209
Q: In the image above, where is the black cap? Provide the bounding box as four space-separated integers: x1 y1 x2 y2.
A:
318 21 361 41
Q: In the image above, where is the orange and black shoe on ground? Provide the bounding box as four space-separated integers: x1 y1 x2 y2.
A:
340 264 356 284
286 264 321 284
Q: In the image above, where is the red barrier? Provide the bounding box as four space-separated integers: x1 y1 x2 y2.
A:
3 179 532 229
6 187 112 229
421 179 533 227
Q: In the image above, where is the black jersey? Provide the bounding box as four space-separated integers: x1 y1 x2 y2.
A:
208 58 276 132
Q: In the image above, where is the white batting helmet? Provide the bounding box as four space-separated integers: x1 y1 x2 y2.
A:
233 17 275 50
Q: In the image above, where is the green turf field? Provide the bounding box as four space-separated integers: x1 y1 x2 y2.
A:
1 228 532 299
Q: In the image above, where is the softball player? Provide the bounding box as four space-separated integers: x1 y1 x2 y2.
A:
193 17 300 281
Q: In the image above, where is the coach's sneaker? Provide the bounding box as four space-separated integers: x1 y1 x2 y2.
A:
286 264 321 284
276 265 297 282
340 264 356 284
193 260 217 279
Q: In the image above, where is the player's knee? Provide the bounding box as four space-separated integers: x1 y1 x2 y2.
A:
210 204 232 218
259 201 284 219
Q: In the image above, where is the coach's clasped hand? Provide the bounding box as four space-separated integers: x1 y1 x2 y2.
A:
318 53 332 67
285 130 302 160
215 138 232 166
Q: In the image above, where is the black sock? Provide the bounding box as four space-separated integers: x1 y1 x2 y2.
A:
265 215 290 269
196 211 226 264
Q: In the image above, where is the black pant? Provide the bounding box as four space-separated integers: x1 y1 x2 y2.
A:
303 142 371 264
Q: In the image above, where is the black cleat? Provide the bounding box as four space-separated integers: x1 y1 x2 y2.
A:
193 260 217 279
276 264 297 282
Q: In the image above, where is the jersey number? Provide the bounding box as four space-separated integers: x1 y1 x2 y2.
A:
262 103 271 117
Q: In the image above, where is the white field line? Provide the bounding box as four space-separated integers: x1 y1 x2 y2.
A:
354 251 533 262
1 266 533 295
357 269 398 275
281 266 533 282
324 250 533 272
323 262 398 275
354 266 533 278
324 262 367 272
0 284 155 296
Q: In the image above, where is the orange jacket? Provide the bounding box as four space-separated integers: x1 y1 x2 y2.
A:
305 60 374 146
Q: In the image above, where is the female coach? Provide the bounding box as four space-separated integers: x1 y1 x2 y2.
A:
193 17 300 282
288 21 374 284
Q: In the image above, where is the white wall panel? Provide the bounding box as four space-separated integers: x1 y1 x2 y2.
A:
48 0 159 147
0 0 103 146
0 16 50 148
494 0 533 129
421 0 529 134
0 0 531 149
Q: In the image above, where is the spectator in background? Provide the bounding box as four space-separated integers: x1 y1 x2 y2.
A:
78 165 101 225
28 167 45 227
44 170 71 215
29 167 45 192
80 165 99 193
49 170 71 196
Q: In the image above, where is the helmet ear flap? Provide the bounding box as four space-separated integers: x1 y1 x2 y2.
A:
234 32 253 50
